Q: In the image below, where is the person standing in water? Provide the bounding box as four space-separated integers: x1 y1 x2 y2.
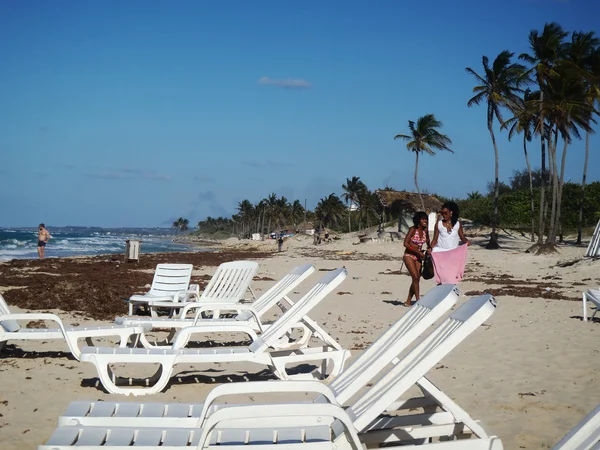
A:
37 223 51 259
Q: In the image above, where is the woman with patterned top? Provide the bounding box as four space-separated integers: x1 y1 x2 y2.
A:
402 211 430 307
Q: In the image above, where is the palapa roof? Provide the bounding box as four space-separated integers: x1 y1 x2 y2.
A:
375 190 442 213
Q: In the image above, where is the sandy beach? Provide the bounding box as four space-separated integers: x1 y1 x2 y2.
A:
1 231 599 449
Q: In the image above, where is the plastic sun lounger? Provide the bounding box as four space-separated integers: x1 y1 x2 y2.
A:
582 288 600 322
115 264 315 349
0 294 150 361
41 292 501 449
141 261 260 318
55 284 460 428
78 268 351 396
552 404 600 450
126 264 196 317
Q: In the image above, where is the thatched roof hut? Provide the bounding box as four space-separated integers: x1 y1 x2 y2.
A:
375 190 442 213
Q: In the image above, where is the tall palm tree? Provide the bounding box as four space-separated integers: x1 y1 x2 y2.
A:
534 70 594 245
520 23 568 248
236 200 254 237
565 32 600 244
466 50 526 249
394 114 453 211
502 89 539 242
341 176 363 233
265 193 277 236
290 200 305 228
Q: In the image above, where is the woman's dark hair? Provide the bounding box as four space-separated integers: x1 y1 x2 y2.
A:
442 201 459 226
412 211 428 227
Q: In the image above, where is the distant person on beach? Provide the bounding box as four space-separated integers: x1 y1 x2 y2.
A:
429 201 471 284
402 211 430 307
278 234 284 252
37 223 51 259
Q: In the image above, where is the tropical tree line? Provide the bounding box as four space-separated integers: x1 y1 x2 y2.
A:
181 167 599 240
466 22 600 253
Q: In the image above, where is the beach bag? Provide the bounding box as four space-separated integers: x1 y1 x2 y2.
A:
421 253 434 280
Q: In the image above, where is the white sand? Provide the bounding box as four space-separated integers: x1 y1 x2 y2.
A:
1 232 599 449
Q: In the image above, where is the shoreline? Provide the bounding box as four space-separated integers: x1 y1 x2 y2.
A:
0 232 599 448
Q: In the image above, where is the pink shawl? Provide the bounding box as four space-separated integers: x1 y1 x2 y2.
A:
431 244 469 284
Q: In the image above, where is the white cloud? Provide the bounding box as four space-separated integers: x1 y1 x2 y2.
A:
258 76 313 89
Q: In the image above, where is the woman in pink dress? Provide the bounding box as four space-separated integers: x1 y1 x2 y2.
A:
429 201 471 284
402 211 430 306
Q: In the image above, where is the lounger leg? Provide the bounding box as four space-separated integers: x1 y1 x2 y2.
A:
88 356 176 396
583 293 588 321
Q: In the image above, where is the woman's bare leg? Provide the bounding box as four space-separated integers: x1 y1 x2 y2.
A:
403 255 422 306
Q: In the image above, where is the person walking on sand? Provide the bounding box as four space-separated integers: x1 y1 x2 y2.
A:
37 223 51 259
277 234 284 252
402 211 430 307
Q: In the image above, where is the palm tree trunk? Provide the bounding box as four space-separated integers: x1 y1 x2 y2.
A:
414 152 425 210
536 96 546 247
577 129 590 245
554 136 569 246
523 137 535 242
546 125 558 245
486 127 500 249
347 202 351 233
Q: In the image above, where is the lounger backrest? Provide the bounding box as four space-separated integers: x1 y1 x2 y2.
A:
249 268 347 353
201 261 259 303
345 294 497 432
236 264 315 321
147 264 194 297
0 294 21 332
331 284 459 404
552 404 600 449
587 288 600 305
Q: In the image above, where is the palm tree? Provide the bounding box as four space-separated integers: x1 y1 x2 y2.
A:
314 194 346 230
520 22 568 248
172 217 189 232
341 176 363 233
534 69 594 245
466 50 526 249
265 193 277 236
502 89 539 242
236 200 254 237
290 200 305 228
565 32 600 244
394 114 453 211
467 191 483 200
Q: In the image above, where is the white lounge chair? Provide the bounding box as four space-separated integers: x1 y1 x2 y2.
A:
0 294 150 361
41 293 500 448
115 264 315 348
552 404 600 450
127 264 196 316
582 288 600 322
55 284 460 428
141 261 260 318
78 268 351 396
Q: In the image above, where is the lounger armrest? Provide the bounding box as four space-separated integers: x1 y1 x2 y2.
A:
198 403 361 450
170 324 260 348
199 380 339 424
1 313 68 335
179 303 253 319
130 293 179 304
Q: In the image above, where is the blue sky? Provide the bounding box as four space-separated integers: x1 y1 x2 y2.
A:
1 0 598 228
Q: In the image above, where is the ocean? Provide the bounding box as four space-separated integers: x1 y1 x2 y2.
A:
0 227 199 261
